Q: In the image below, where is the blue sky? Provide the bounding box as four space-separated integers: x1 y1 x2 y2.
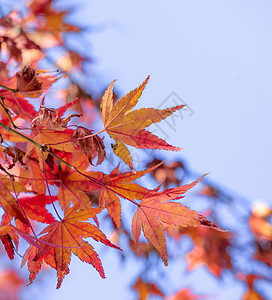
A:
12 0 272 299
72 0 272 202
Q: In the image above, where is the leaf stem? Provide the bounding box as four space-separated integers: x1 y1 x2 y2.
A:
0 121 139 207
40 149 62 221
43 128 107 147
0 121 42 148
0 97 19 129
0 84 17 93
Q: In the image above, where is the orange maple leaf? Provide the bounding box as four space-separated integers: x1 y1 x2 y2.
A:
132 175 224 265
48 153 98 213
22 204 120 288
55 157 160 225
96 164 161 227
0 175 28 224
100 77 184 168
27 0 80 46
19 153 46 194
184 227 233 277
133 277 164 300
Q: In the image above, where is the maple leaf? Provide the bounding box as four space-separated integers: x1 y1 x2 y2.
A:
0 90 37 120
133 277 164 300
19 154 46 194
100 77 184 168
16 66 43 98
0 223 19 260
27 0 80 46
0 175 28 224
184 227 233 277
72 126 105 165
94 163 162 227
56 98 78 117
57 50 85 73
51 154 98 212
31 104 81 130
18 195 56 224
146 158 185 188
129 239 154 258
132 175 224 265
3 146 26 169
13 32 41 53
0 235 16 260
22 204 120 288
25 129 76 170
34 152 92 212
55 157 159 224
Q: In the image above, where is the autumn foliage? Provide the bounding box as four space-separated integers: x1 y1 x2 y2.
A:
0 1 271 299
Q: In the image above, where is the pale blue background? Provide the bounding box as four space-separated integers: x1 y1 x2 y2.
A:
3 0 272 299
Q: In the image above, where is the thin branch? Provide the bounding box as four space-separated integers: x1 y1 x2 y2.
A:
0 97 19 129
0 84 17 93
43 128 106 147
0 121 141 208
40 148 62 221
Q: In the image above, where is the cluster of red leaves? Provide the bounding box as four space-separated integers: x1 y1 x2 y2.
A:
0 0 224 292
1 1 271 300
126 157 271 299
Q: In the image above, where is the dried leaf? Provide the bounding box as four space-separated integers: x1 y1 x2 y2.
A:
72 126 105 165
16 66 43 98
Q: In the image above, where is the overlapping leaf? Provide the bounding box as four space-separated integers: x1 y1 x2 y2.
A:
0 175 28 224
72 126 106 165
55 156 160 225
185 227 232 276
0 1 234 293
22 204 120 288
0 224 19 260
97 164 161 227
133 277 164 300
18 195 56 224
132 175 224 265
